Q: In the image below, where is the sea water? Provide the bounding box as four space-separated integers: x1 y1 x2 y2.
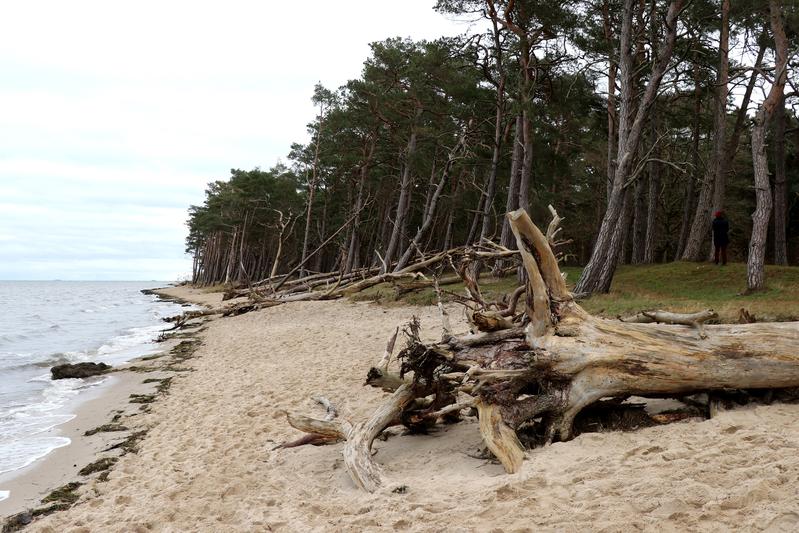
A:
0 281 189 491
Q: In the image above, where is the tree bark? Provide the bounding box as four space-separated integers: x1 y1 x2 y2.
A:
631 175 645 264
708 0 731 216
644 109 661 263
346 134 377 273
602 0 618 205
394 127 468 271
575 0 683 294
467 189 484 245
518 111 533 212
675 54 702 259
499 115 523 250
773 95 788 265
681 0 729 261
300 105 326 277
382 107 422 273
747 0 788 292
480 12 506 242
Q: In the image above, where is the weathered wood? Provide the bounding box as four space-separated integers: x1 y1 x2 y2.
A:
434 280 452 339
620 309 717 338
366 328 406 391
476 400 525 474
470 310 515 332
396 208 799 475
343 384 416 492
285 413 349 441
311 396 339 421
393 274 461 297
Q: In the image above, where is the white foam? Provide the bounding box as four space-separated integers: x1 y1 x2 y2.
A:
0 436 71 475
0 491 9 501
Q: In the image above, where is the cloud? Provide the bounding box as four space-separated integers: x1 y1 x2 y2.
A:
0 1 468 280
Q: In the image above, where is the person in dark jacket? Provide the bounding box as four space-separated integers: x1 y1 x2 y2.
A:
712 211 729 265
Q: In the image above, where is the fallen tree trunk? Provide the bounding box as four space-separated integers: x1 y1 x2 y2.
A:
282 208 799 490
392 274 461 297
402 209 799 474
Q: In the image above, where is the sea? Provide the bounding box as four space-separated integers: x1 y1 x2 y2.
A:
0 281 190 496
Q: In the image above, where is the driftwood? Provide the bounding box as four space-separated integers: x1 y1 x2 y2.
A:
365 328 406 392
739 308 757 324
204 229 528 320
277 396 350 450
392 274 461 297
619 309 717 338
281 207 799 491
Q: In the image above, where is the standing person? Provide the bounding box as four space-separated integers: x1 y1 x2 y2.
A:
712 211 729 265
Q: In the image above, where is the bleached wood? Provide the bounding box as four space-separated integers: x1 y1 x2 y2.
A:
476 400 524 474
343 384 416 492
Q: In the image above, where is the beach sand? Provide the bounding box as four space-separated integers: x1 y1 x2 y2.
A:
23 286 799 532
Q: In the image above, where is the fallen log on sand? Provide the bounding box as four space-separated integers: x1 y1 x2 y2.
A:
282 208 799 491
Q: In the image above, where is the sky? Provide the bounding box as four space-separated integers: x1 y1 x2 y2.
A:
0 1 472 280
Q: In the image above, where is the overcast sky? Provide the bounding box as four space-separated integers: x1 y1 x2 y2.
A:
0 1 470 280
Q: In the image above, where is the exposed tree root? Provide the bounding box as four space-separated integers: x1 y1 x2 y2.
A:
277 207 799 489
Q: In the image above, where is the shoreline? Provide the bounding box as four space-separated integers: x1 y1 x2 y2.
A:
0 287 199 520
0 371 166 517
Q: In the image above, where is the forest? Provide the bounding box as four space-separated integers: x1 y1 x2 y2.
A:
185 0 798 295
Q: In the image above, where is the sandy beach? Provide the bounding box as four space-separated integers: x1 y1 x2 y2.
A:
15 287 799 532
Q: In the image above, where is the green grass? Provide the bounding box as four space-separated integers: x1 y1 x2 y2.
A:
349 262 799 323
580 262 799 322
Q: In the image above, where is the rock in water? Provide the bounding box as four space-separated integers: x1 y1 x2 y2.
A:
51 362 111 380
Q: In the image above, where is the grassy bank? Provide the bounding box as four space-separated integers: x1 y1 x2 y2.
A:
350 262 799 323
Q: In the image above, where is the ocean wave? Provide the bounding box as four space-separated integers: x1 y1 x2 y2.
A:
0 436 71 475
28 350 91 369
0 410 75 435
0 333 29 345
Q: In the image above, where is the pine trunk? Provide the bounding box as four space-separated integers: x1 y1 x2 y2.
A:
499 115 523 249
773 96 788 265
575 0 683 295
644 112 661 263
480 15 506 241
630 176 645 264
395 129 467 271
382 108 422 273
675 57 702 259
518 112 533 212
748 108 772 291
747 0 788 291
681 0 729 261
346 135 377 273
